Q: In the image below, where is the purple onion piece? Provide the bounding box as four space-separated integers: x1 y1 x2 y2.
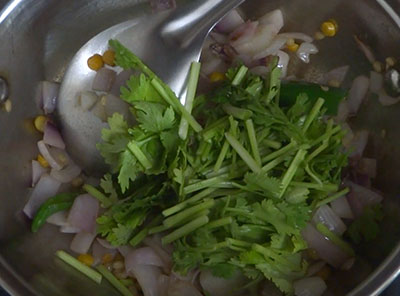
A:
43 122 65 149
67 194 99 233
92 68 117 92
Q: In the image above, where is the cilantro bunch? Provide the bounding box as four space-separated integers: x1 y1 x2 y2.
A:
93 40 349 294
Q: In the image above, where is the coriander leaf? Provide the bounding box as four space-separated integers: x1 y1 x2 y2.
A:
244 172 282 198
118 150 139 193
121 74 163 104
100 173 118 203
134 102 176 133
209 263 238 279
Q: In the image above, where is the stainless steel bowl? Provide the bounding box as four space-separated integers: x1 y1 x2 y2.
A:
0 0 400 295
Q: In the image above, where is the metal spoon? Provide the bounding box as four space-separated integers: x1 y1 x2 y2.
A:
57 0 244 174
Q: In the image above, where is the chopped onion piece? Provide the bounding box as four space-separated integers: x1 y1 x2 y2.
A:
47 210 68 226
50 160 81 183
143 235 173 270
293 277 327 296
91 97 107 122
43 122 65 149
349 130 369 158
312 205 347 236
103 93 132 121
70 231 96 254
67 194 99 233
127 264 162 296
31 160 48 187
78 91 98 111
60 225 80 233
229 21 259 54
168 279 203 296
369 71 383 94
118 245 135 258
37 140 69 171
97 238 116 249
297 42 318 63
23 174 61 218
125 247 165 268
346 181 383 217
347 75 369 114
336 101 349 123
92 68 117 92
110 70 134 97
199 269 247 296
215 9 245 34
210 32 228 44
340 122 354 149
41 81 60 114
301 223 349 268
307 261 326 276
253 35 287 60
330 196 354 220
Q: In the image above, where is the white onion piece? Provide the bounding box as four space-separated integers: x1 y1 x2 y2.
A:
150 0 176 12
336 101 349 123
307 261 326 276
232 9 283 56
347 75 369 114
320 65 349 86
92 68 117 92
31 160 48 187
43 122 65 149
253 35 287 60
23 174 61 218
127 264 162 296
111 70 134 97
369 71 383 94
229 21 259 53
301 223 349 268
37 140 68 171
118 245 135 258
279 32 313 43
378 89 400 106
41 81 60 114
97 238 116 249
199 269 247 296
92 240 116 265
330 196 354 220
346 181 383 217
46 210 68 226
50 160 81 183
125 247 165 268
293 277 327 296
210 31 228 44
78 91 98 111
91 98 107 122
159 275 170 296
70 231 96 254
67 194 99 233
168 279 203 296
354 36 376 64
201 57 225 76
276 50 289 77
215 9 244 33
312 205 347 236
143 235 173 269
349 130 369 158
296 42 318 63
60 225 80 233
358 158 377 179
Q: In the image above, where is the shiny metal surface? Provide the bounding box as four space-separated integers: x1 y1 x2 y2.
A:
0 0 400 295
58 0 244 174
0 77 8 104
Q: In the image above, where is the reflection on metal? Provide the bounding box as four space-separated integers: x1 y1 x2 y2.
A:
376 0 400 28
0 77 8 104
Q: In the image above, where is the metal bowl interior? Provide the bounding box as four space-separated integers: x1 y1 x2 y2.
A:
0 0 400 295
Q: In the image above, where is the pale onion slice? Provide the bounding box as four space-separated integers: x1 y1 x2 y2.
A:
77 91 99 111
67 194 99 233
330 196 354 220
312 205 347 236
43 122 65 149
92 68 117 92
296 42 318 63
23 174 61 218
31 160 48 187
50 160 81 183
125 247 165 268
293 277 327 296
347 75 369 114
215 9 245 34
346 181 383 217
70 231 96 254
46 210 68 226
199 269 247 296
37 140 69 171
168 279 203 296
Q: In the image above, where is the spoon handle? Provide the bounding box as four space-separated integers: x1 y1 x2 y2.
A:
161 0 245 47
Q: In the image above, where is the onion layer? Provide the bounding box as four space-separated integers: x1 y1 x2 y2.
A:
293 277 327 296
70 231 96 254
312 205 347 236
67 194 99 233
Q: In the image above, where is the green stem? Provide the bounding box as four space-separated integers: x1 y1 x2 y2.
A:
214 140 230 172
127 141 152 170
162 215 209 245
226 238 252 248
225 132 261 173
291 181 338 192
179 62 201 140
316 223 355 256
305 164 322 185
163 199 215 228
162 187 217 217
206 217 233 230
56 251 102 284
183 175 229 195
232 65 248 86
151 79 202 133
279 149 307 198
83 184 112 208
96 265 137 296
261 142 296 164
245 119 261 166
149 224 168 235
263 139 282 150
202 116 229 141
261 154 287 173
222 104 253 120
302 97 325 133
316 188 350 208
